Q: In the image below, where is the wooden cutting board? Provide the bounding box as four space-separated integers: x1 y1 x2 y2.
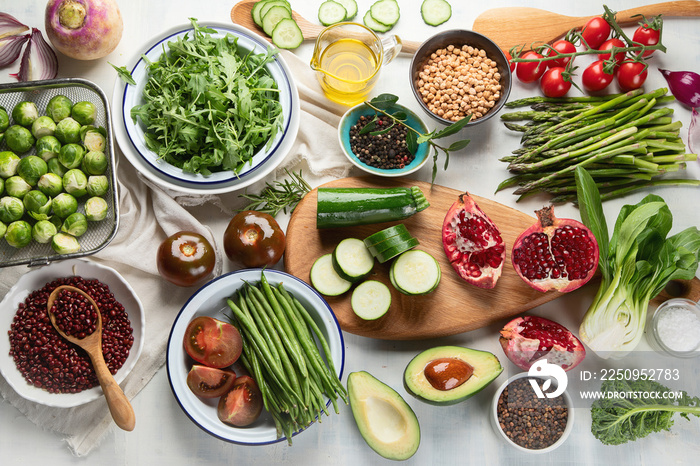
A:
285 177 567 340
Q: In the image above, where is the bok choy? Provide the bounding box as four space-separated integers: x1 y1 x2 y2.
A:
574 166 700 358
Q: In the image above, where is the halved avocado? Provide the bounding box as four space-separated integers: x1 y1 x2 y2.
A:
404 346 503 406
348 371 420 461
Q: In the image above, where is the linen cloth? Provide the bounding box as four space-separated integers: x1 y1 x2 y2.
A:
0 50 352 456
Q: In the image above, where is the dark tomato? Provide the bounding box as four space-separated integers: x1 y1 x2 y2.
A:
223 210 286 268
633 24 660 57
540 67 571 98
187 365 237 398
504 50 516 72
598 38 626 66
582 60 614 93
516 51 546 83
183 316 243 369
157 231 216 287
545 40 576 68
581 16 611 50
616 62 648 91
217 375 263 427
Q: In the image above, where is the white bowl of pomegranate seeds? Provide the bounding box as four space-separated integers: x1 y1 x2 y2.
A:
0 259 144 408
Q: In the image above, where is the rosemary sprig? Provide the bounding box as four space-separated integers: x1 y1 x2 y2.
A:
363 94 472 184
237 169 311 217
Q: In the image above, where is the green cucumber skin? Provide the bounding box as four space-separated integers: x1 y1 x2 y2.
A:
377 239 419 263
369 236 419 257
363 224 410 247
316 187 429 229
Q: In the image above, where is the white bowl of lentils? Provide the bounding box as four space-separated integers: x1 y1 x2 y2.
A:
410 30 512 126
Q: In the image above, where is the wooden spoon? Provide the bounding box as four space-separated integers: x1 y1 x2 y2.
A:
47 285 135 432
472 1 700 50
230 0 421 54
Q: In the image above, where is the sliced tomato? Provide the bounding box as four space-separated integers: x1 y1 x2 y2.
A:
217 375 263 427
183 316 243 368
187 365 237 398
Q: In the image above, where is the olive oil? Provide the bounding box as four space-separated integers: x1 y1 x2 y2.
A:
317 38 379 106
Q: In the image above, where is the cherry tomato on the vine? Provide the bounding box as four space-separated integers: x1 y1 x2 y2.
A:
632 23 660 57
598 38 626 66
616 61 648 91
540 67 571 98
157 231 216 287
516 51 546 83
545 40 576 68
582 60 614 93
581 17 611 50
504 50 516 72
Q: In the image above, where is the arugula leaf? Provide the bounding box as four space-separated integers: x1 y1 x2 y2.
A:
110 63 136 85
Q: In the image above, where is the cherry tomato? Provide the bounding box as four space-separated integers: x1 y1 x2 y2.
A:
633 23 660 57
157 231 216 287
223 210 286 268
598 38 626 66
218 375 263 427
616 61 648 91
581 17 611 49
582 60 614 93
540 67 571 98
183 316 243 369
545 40 576 68
516 51 546 83
503 50 516 72
187 365 237 398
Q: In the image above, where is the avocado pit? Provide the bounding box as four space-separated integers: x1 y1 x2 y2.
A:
424 357 474 391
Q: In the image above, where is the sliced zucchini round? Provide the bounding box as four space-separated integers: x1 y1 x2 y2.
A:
363 224 410 247
368 236 419 258
376 238 419 264
351 280 392 320
390 250 441 295
332 238 375 283
310 253 352 296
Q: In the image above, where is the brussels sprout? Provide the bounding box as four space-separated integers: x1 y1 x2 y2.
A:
31 115 57 139
58 143 85 170
4 125 35 154
54 117 81 144
46 95 73 123
0 151 20 178
51 232 80 254
36 135 62 161
86 175 109 197
17 155 48 186
52 192 78 218
47 158 68 178
71 101 97 126
82 129 107 153
0 196 25 223
11 101 39 127
61 212 88 237
32 219 57 244
37 172 63 197
85 196 109 221
62 169 88 197
0 220 6 238
4 176 31 198
5 220 32 248
0 107 9 133
82 150 108 175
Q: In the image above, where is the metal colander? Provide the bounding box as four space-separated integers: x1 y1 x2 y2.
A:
0 78 119 268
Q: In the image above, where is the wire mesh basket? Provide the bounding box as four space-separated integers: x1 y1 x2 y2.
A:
0 78 119 268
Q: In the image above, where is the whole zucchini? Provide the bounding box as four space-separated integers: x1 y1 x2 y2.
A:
316 186 429 229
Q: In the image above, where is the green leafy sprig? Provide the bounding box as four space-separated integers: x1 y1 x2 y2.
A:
237 169 311 217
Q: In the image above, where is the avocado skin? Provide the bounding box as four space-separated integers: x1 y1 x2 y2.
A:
403 346 503 406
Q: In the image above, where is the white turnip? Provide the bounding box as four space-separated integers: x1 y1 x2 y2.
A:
45 0 123 60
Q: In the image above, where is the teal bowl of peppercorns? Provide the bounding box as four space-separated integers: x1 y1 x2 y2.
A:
338 102 431 177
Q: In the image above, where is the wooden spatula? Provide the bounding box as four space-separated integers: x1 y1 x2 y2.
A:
472 1 700 50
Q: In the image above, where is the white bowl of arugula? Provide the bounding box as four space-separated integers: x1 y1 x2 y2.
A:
112 19 300 194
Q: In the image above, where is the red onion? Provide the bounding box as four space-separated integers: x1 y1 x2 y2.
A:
659 69 700 108
0 33 29 67
9 28 58 82
0 12 28 39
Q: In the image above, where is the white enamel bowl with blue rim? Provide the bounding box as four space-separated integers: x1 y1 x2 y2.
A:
0 259 145 408
112 22 300 195
166 269 345 445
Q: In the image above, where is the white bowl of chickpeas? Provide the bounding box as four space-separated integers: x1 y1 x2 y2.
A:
410 30 512 126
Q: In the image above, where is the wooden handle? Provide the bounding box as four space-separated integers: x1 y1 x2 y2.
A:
90 350 136 431
399 38 421 56
615 1 700 24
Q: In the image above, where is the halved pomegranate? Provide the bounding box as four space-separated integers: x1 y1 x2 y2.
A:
499 315 586 371
511 206 598 293
442 192 505 289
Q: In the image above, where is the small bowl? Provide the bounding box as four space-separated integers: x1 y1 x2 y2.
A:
490 372 574 454
338 102 430 177
409 29 512 126
647 298 700 358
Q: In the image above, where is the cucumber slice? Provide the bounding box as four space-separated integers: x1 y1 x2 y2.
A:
363 224 410 247
262 5 292 37
376 238 419 264
260 0 291 20
251 0 271 28
369 236 419 258
310 254 352 296
363 10 392 33
369 0 400 27
271 18 304 49
390 250 441 295
421 0 452 26
351 280 391 320
332 238 375 283
318 0 348 26
334 0 358 20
